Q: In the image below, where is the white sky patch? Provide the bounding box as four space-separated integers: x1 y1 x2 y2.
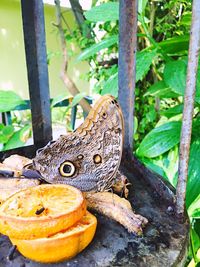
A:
43 0 92 10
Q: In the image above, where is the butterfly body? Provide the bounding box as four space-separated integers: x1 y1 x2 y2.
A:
32 95 124 192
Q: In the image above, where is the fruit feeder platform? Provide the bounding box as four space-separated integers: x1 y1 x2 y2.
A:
0 0 199 266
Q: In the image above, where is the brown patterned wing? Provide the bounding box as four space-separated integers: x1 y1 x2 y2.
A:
32 95 124 192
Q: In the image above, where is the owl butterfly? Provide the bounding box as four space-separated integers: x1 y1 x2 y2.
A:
32 95 124 192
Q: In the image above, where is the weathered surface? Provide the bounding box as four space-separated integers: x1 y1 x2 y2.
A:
0 166 188 267
118 0 137 157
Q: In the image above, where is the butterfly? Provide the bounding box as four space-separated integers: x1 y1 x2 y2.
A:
31 95 124 192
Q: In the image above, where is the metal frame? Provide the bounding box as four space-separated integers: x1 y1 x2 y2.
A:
118 0 176 205
118 0 137 158
21 0 52 149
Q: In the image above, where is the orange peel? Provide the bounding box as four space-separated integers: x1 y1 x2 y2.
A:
0 184 86 239
10 211 97 263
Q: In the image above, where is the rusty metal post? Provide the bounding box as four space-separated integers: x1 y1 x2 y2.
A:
21 0 52 149
117 0 175 204
176 0 200 218
118 0 138 158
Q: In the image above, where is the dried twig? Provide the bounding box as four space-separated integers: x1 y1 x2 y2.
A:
176 0 200 219
54 0 91 114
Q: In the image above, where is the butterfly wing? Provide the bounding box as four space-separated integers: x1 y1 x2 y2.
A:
32 95 124 192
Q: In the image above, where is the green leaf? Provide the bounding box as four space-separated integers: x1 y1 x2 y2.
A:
51 93 69 108
146 107 156 123
77 35 118 61
0 124 14 144
2 125 14 137
138 0 148 14
161 146 179 187
179 12 191 27
140 157 168 179
137 121 182 158
161 104 183 118
101 72 118 98
146 35 189 56
192 118 200 139
136 49 158 82
164 59 200 103
139 146 179 187
190 226 200 263
0 90 26 112
144 81 180 98
164 59 187 95
84 2 119 22
71 92 87 106
187 250 200 267
186 138 200 207
101 49 157 96
137 14 150 25
61 93 88 120
3 125 31 150
134 116 138 135
188 195 200 219
159 35 189 55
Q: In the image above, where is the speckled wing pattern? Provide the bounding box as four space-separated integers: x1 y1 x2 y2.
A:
32 95 124 192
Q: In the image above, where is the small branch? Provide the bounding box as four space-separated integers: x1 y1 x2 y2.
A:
139 14 171 62
149 0 156 37
176 0 200 219
69 0 93 39
61 12 73 35
54 0 91 114
138 24 150 48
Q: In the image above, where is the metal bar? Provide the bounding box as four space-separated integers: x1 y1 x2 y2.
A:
118 0 138 158
21 0 52 149
2 112 10 125
71 105 77 130
0 145 37 161
176 0 200 219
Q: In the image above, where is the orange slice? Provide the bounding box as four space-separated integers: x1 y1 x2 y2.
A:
0 184 86 239
0 177 40 206
10 211 97 263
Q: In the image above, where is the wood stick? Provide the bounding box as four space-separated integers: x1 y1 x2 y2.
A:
176 0 200 219
54 0 91 114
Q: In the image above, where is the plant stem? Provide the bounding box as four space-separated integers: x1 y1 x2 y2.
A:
176 0 200 219
54 0 91 114
139 14 171 62
149 0 156 37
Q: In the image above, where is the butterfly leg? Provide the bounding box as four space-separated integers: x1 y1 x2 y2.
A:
111 170 131 198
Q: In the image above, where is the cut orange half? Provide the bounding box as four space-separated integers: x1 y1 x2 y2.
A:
10 211 97 263
0 177 40 206
0 184 86 239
